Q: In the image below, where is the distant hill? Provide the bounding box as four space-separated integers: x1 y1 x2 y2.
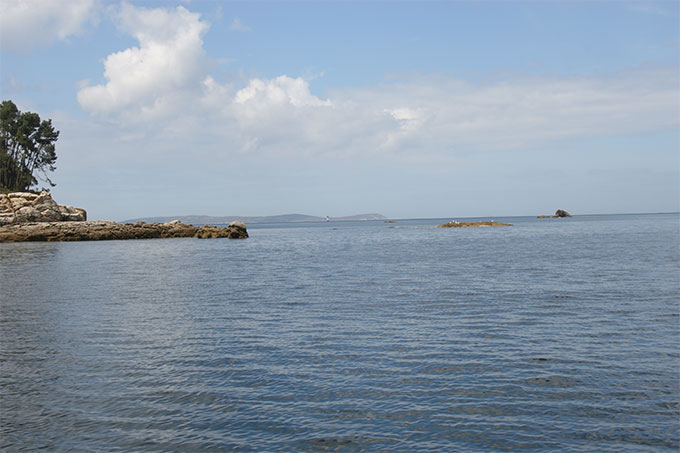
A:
121 213 387 225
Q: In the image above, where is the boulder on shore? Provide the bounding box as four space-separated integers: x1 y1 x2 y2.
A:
0 191 86 225
0 220 248 242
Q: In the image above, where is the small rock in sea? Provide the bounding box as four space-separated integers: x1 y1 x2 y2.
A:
553 209 572 218
437 220 511 228
226 221 248 239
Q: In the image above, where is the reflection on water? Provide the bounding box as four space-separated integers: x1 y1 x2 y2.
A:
1 214 679 451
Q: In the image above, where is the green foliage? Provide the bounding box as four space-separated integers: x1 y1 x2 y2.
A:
0 100 59 192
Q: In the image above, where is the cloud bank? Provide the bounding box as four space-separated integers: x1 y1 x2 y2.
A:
77 3 679 160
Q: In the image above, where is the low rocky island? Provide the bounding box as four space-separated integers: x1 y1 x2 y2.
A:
0 192 248 242
538 209 572 218
437 220 511 228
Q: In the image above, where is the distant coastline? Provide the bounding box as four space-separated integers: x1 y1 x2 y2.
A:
122 213 387 225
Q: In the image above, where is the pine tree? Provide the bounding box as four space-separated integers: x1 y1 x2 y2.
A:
0 100 59 192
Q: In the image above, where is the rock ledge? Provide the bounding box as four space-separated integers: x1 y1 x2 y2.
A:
0 191 248 242
0 220 248 242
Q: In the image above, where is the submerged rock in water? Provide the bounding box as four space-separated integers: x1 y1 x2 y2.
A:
437 220 511 228
0 220 248 242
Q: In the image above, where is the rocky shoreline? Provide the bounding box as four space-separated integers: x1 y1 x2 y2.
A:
437 220 511 228
0 191 248 242
0 220 248 242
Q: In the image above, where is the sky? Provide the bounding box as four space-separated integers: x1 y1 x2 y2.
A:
0 0 678 221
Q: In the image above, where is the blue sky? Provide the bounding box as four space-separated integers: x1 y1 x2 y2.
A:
1 0 678 220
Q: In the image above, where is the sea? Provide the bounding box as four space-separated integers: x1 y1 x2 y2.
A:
1 213 678 451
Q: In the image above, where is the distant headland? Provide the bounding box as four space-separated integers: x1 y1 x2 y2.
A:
122 213 388 224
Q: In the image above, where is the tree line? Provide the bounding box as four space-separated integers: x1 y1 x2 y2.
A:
0 100 59 192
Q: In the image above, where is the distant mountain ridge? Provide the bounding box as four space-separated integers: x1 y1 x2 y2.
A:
121 213 387 225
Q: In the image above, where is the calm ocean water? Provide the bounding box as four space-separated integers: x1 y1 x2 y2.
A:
1 214 678 451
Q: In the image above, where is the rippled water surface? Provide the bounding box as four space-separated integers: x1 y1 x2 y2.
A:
1 214 679 451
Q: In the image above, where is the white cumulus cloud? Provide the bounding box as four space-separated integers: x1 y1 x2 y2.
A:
234 76 331 117
221 76 334 153
0 0 97 52
77 3 211 118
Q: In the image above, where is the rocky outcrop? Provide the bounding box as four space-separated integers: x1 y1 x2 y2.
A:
227 221 248 238
0 220 248 242
0 191 86 225
437 220 511 228
0 192 248 242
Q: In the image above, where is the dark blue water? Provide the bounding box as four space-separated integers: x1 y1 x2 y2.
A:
1 214 678 451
